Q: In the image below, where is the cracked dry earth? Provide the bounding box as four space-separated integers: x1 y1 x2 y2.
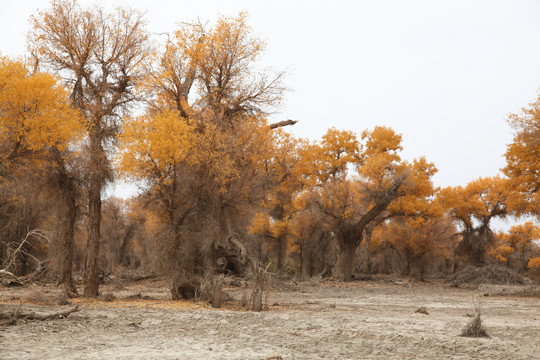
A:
1 279 539 359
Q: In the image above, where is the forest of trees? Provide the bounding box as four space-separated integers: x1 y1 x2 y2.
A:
1 0 540 300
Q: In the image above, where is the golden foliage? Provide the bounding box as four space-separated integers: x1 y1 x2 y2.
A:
506 222 540 247
504 95 540 214
144 11 284 121
439 176 509 229
528 257 540 269
0 56 82 165
375 214 455 260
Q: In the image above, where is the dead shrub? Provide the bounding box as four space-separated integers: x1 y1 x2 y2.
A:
449 265 528 285
461 299 489 338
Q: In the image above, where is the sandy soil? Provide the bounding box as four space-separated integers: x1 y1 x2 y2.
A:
1 278 539 360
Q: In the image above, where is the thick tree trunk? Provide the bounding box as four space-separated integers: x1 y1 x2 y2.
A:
84 177 101 296
337 237 358 281
59 188 78 297
54 151 78 297
84 137 104 297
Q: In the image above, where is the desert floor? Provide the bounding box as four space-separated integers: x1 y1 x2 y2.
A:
1 277 539 359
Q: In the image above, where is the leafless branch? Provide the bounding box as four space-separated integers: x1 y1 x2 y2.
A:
269 119 298 129
1 229 51 279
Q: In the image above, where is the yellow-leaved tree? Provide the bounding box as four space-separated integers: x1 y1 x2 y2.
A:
0 56 82 291
292 126 437 280
28 0 151 296
439 176 511 267
504 95 540 215
492 222 540 272
118 12 286 299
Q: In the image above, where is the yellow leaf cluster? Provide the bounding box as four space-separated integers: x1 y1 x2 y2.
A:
0 56 82 164
528 257 540 269
438 176 509 228
504 95 540 214
117 109 195 181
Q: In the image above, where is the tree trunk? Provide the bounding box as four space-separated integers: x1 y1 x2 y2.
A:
54 151 78 297
276 235 286 273
118 224 135 266
251 265 264 311
363 226 373 274
337 238 357 281
84 137 104 297
59 186 78 297
299 242 305 277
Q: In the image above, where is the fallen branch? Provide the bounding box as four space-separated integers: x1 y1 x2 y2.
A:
0 303 79 325
0 269 17 278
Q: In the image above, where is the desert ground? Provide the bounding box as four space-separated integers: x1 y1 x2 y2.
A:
1 277 539 360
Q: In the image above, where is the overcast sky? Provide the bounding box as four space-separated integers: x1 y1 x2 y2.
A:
2 0 540 192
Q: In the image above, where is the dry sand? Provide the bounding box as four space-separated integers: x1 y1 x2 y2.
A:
1 278 539 359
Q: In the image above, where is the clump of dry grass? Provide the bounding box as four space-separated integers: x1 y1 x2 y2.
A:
461 299 489 338
449 265 527 286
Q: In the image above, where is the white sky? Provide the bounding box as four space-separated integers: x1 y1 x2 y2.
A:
2 0 540 193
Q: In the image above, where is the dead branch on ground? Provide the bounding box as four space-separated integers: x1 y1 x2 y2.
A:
0 301 79 326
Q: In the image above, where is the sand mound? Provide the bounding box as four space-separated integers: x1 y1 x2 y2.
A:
448 265 527 285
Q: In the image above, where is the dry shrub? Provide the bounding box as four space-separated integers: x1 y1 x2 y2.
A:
449 265 527 285
461 299 489 338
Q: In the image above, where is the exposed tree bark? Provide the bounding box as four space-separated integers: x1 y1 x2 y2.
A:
251 265 265 311
362 224 374 274
51 149 78 297
337 236 357 281
84 136 104 297
58 179 78 297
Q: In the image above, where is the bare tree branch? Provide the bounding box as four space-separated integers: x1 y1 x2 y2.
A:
269 119 298 129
